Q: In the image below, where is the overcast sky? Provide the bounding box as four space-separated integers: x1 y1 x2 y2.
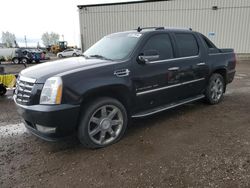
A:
0 0 140 47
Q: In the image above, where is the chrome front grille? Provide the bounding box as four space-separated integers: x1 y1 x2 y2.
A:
15 76 36 104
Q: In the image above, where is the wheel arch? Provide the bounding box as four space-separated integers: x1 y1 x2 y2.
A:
80 84 133 115
211 68 227 92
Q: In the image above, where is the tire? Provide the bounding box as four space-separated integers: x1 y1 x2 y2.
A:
21 58 29 64
12 58 20 64
205 73 225 105
78 97 128 149
0 84 7 96
72 53 77 57
58 54 63 58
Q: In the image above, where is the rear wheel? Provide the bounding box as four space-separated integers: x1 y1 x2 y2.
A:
21 57 29 64
12 58 20 64
205 73 225 104
58 54 63 58
72 53 77 57
78 97 128 149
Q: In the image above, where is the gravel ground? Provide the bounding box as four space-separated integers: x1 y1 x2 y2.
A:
0 62 250 188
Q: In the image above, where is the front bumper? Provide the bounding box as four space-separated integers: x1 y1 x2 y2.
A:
14 98 80 141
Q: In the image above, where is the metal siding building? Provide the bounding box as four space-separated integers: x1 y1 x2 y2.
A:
78 0 250 53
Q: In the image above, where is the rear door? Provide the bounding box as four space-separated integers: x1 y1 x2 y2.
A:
171 32 209 99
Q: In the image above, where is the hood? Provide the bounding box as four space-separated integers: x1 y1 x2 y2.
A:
20 57 114 83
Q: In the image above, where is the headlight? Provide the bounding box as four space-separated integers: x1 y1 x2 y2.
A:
40 77 63 104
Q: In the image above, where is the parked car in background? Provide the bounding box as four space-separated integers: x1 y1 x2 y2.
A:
29 49 49 63
57 48 82 58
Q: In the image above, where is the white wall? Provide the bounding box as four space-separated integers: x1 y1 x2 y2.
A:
79 0 250 53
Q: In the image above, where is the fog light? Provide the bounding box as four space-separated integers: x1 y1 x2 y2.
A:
36 124 56 133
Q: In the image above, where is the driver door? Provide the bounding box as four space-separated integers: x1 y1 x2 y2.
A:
132 33 183 112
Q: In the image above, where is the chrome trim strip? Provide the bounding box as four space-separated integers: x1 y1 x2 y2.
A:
19 83 33 88
136 78 205 96
132 95 205 118
197 62 206 66
17 87 32 93
149 55 199 64
19 76 36 83
168 67 180 71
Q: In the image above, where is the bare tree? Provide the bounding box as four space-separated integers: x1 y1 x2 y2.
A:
1 31 16 48
41 32 60 47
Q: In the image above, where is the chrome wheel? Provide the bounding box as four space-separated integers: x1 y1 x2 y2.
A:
210 77 223 102
88 105 124 145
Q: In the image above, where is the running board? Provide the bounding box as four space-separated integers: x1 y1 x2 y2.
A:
132 94 205 118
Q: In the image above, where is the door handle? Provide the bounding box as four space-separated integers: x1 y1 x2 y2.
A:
168 67 180 71
197 62 206 66
114 69 130 77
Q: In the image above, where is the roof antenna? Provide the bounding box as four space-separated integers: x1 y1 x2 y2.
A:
137 26 142 32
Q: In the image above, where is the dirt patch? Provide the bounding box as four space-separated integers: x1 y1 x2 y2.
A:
1 62 250 187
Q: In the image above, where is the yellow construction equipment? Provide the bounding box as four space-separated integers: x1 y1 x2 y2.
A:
50 41 68 54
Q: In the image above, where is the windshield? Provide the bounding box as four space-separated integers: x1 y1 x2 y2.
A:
84 32 142 60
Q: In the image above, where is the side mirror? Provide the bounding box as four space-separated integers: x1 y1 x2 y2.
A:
137 50 160 64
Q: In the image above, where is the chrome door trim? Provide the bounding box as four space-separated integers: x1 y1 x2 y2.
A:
148 55 199 64
136 78 205 96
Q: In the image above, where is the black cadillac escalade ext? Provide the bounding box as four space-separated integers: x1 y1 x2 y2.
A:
14 27 236 148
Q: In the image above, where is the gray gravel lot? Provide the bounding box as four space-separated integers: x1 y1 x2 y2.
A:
0 62 250 187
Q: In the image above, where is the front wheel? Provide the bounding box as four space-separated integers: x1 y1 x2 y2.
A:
205 73 225 104
78 97 128 149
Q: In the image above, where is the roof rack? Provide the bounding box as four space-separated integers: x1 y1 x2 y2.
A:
136 26 192 32
165 27 192 31
136 27 165 32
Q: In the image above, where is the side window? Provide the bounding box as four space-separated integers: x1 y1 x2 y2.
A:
201 35 216 48
175 33 199 57
141 34 174 60
201 34 219 53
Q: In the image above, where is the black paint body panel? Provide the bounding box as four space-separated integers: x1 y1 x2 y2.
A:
14 29 236 140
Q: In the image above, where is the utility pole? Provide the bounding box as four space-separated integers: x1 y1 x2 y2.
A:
62 34 64 41
24 35 27 48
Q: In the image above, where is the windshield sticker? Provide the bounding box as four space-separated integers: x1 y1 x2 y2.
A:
128 33 142 38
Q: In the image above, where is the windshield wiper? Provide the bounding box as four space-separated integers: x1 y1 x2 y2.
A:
89 54 113 61
81 54 89 58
